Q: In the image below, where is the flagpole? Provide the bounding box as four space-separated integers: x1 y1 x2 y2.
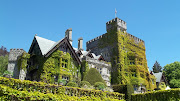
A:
115 8 117 18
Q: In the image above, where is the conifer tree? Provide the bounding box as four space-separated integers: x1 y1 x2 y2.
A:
152 61 162 73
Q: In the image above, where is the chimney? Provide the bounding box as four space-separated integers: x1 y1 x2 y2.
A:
78 37 83 51
65 28 73 45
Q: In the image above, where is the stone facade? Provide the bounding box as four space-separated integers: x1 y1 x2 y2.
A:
86 17 145 62
7 49 26 80
86 17 150 93
82 56 111 86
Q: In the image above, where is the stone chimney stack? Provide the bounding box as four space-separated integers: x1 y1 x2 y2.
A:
78 37 83 51
65 28 73 45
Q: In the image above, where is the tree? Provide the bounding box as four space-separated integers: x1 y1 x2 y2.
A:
0 46 8 56
163 61 180 88
152 61 162 73
0 55 8 76
83 68 106 85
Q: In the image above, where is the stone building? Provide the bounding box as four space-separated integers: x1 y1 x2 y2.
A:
7 17 151 90
86 17 152 92
8 28 111 86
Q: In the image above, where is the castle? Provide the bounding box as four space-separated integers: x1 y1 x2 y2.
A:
7 17 155 92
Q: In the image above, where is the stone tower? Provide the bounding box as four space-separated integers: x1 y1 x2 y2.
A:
86 17 152 91
7 49 27 80
106 17 127 32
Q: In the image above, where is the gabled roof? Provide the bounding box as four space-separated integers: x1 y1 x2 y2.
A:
30 36 56 55
29 36 81 65
154 72 162 82
44 37 81 65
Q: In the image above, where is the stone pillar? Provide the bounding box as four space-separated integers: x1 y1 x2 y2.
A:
78 37 83 51
65 28 73 45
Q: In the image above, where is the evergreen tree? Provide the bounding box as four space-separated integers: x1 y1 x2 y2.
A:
152 61 162 73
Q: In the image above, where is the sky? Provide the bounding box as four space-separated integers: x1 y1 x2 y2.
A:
0 0 180 70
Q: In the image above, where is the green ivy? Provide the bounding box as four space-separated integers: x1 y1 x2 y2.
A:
17 52 30 70
98 28 154 90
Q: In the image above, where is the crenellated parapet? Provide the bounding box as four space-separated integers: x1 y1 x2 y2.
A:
86 32 145 48
8 49 25 61
126 33 145 44
106 17 127 32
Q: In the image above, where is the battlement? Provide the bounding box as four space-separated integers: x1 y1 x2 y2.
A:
126 33 144 44
9 48 25 61
106 17 127 32
86 32 144 46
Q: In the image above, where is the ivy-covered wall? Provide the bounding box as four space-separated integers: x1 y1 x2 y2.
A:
97 25 155 90
27 50 80 84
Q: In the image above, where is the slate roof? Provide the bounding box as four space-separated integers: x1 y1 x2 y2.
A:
153 72 162 82
35 36 56 55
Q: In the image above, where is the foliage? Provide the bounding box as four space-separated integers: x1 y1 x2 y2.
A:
0 46 8 56
112 83 134 101
81 61 89 80
131 88 180 101
153 61 162 73
80 81 91 87
67 82 78 87
159 82 166 90
3 70 12 77
98 28 153 90
17 52 30 70
163 61 180 88
40 50 81 84
83 68 106 86
58 79 66 85
94 82 105 90
0 77 125 100
0 55 8 76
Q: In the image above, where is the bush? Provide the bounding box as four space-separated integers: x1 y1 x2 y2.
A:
83 68 106 85
131 88 180 101
66 82 78 87
159 82 166 90
112 83 134 101
58 79 66 85
3 71 12 78
0 77 125 100
80 81 91 87
94 82 105 90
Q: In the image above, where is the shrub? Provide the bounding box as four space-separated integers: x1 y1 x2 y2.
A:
131 88 180 101
94 82 105 90
58 79 66 85
112 83 134 101
3 70 12 78
66 82 78 87
83 68 106 85
80 81 91 87
159 82 166 90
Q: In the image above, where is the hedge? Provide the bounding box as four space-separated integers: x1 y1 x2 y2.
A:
131 89 180 101
0 77 125 100
0 84 125 101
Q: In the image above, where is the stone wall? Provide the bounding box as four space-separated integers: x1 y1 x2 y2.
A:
7 49 26 80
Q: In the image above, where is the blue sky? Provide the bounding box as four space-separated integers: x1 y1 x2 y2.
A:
0 0 180 70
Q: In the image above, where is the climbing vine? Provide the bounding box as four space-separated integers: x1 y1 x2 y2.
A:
98 26 154 90
40 50 80 84
17 52 30 70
